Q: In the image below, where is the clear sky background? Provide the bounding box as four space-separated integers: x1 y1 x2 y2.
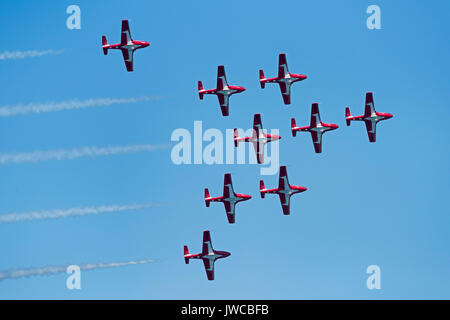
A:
0 0 449 299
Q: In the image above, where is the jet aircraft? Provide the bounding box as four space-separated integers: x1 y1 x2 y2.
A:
184 230 231 280
259 53 307 104
345 92 393 142
291 103 339 153
234 114 281 164
198 65 246 116
102 20 150 72
260 166 307 215
204 173 251 224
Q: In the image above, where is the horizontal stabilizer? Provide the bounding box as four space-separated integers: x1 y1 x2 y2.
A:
345 107 351 126
259 70 265 88
198 81 204 100
102 36 108 55
184 245 189 264
291 118 297 136
233 128 239 147
204 188 211 207
259 180 266 198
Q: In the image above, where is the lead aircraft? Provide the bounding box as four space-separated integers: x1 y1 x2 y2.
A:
184 231 231 280
259 53 307 104
260 166 307 215
345 92 393 142
102 20 150 72
204 173 251 224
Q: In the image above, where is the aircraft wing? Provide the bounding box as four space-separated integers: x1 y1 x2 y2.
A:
365 92 375 117
278 82 291 104
253 114 263 137
310 103 321 127
252 141 265 164
202 259 215 280
278 166 290 190
121 48 134 72
310 131 323 153
217 94 229 116
202 231 213 255
121 20 132 45
224 202 236 223
223 201 236 223
365 120 377 142
278 193 291 215
216 65 227 91
223 173 234 198
278 53 289 78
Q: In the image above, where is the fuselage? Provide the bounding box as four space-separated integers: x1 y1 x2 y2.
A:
208 193 251 204
349 112 393 123
202 85 245 96
104 40 149 51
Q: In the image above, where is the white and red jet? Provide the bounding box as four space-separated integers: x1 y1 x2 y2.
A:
291 103 339 153
260 166 307 215
184 231 230 281
234 114 282 164
345 92 393 142
204 173 251 224
259 53 307 105
198 66 246 117
102 20 150 72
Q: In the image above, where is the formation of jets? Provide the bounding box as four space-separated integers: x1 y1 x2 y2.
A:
99 21 393 280
190 63 393 279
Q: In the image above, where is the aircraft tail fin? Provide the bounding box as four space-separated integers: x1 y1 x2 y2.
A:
198 81 204 100
345 107 351 126
184 246 190 264
259 180 266 198
102 36 108 55
291 118 297 137
259 70 266 88
204 188 211 207
233 128 240 147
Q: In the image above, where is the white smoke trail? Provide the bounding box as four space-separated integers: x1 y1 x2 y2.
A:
0 144 168 165
0 49 63 60
0 203 158 224
0 96 161 117
0 259 157 281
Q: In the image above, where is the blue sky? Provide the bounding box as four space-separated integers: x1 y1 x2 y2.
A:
0 0 449 299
